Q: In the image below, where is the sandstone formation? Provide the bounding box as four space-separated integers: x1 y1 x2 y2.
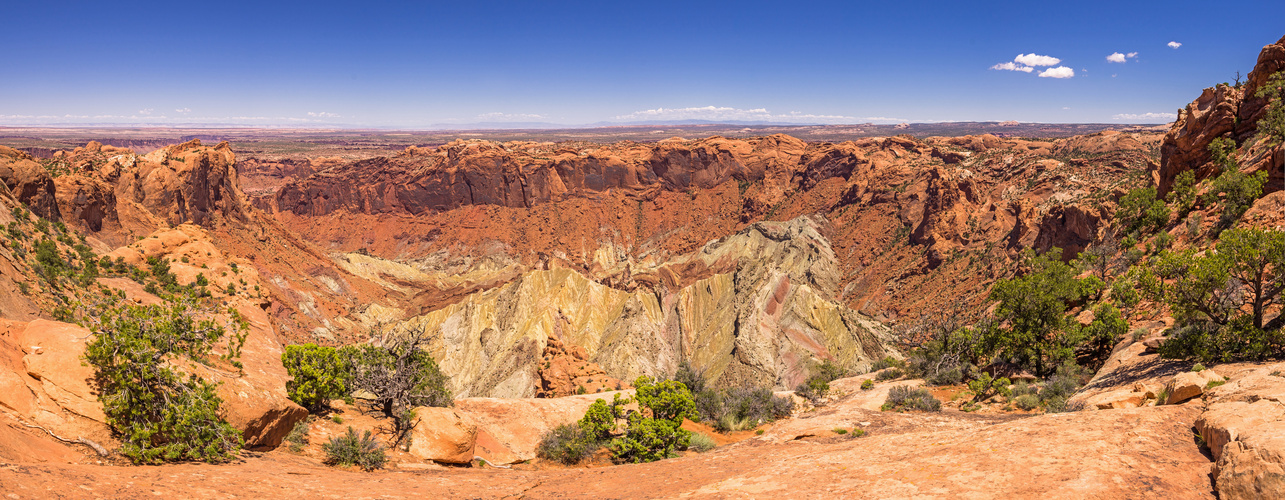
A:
1159 35 1285 196
396 216 895 398
1164 369 1225 405
406 407 477 464
453 390 635 464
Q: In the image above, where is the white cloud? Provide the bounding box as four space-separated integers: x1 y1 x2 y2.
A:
307 111 340 118
1038 66 1075 78
1112 112 1177 121
175 108 191 113
612 106 898 124
1107 52 1140 63
991 53 1064 74
1014 53 1061 67
475 112 546 121
990 61 1035 73
137 108 153 115
1168 41 1182 49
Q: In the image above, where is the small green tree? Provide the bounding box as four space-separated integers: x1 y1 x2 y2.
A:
968 371 1011 402
83 300 247 464
1115 187 1170 235
282 343 352 412
610 376 697 463
1167 170 1199 219
1080 303 1128 362
986 248 1088 376
1203 137 1268 229
579 393 628 441
342 326 452 441
1144 228 1285 361
1255 70 1285 146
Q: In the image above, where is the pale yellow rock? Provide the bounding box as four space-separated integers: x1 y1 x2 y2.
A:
1165 370 1224 405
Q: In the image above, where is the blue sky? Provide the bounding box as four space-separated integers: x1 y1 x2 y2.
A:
2 0 1283 128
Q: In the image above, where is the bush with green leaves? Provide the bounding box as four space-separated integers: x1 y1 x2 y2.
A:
1040 363 1090 412
906 323 987 386
1143 228 1285 362
323 427 386 471
537 422 601 465
688 432 717 452
1202 137 1267 230
83 300 248 464
968 371 1011 402
1256 70 1285 146
609 376 697 464
861 379 874 390
1115 187 1170 235
881 386 942 412
794 376 830 402
1013 393 1040 410
794 359 850 403
870 356 904 371
1167 170 1199 218
985 248 1092 376
282 343 352 412
1077 303 1128 362
669 364 791 432
580 394 628 440
285 418 311 453
875 367 904 381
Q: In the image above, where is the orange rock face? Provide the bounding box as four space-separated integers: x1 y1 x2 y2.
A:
536 335 627 397
1159 35 1285 197
259 131 1158 328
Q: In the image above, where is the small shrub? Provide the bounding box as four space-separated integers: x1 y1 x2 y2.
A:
968 372 1011 402
870 356 905 371
282 343 351 412
323 427 386 471
285 419 311 453
1205 379 1227 390
688 432 717 452
610 415 689 463
861 379 874 391
882 386 942 412
832 428 848 435
537 423 601 465
1011 382 1038 398
1156 389 1169 405
795 377 830 402
925 364 966 386
755 429 764 435
875 368 904 381
332 416 344 424
1192 363 1206 372
815 359 847 381
852 428 867 437
714 414 751 433
1115 187 1170 234
580 395 627 441
609 376 696 464
1014 394 1040 411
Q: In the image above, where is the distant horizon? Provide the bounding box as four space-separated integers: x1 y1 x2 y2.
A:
0 119 1171 133
3 1 1283 129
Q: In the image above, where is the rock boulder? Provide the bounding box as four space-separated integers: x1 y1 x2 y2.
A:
407 407 477 464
